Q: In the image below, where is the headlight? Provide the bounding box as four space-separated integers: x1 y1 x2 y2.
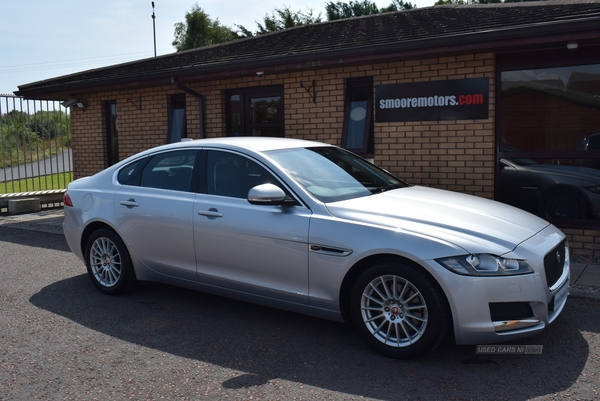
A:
436 254 533 276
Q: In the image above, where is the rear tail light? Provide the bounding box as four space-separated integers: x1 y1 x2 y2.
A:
63 193 73 207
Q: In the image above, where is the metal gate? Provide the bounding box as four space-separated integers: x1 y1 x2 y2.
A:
0 95 72 194
0 95 72 213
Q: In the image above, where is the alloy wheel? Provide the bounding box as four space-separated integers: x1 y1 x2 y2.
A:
360 274 428 348
89 236 122 288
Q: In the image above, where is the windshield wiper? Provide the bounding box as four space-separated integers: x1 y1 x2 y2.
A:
371 185 395 194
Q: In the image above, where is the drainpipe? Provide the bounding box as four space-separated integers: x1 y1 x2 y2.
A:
171 77 205 139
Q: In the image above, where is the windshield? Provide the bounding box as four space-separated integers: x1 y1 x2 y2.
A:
266 146 408 202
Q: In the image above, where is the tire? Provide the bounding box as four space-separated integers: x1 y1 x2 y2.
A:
84 229 137 295
350 261 449 359
538 189 587 220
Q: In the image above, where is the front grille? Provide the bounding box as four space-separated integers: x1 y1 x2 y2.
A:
489 302 533 321
544 240 566 288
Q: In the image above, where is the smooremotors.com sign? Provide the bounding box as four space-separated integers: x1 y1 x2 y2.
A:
376 78 489 122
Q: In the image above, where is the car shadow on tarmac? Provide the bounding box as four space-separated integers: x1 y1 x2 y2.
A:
0 225 70 252
29 273 595 400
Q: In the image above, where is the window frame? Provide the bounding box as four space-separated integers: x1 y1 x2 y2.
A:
167 94 187 143
496 46 600 228
225 85 285 137
104 100 119 167
341 77 374 156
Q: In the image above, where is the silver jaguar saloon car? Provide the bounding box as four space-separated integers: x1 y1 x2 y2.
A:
63 137 570 359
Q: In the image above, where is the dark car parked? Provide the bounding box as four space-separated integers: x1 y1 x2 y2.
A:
498 156 600 220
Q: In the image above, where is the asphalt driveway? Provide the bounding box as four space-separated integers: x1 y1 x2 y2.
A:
1 226 599 400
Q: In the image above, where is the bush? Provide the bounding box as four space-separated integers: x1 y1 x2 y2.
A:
0 109 71 169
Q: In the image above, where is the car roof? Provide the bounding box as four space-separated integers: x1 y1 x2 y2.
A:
167 136 334 153
110 137 336 171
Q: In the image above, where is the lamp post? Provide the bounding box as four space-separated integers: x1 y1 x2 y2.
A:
152 2 157 57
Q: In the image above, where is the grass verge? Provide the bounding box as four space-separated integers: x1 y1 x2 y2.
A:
0 172 73 194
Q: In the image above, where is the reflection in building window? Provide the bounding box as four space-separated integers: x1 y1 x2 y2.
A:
250 97 280 123
498 157 598 221
230 95 242 136
342 77 373 154
105 101 119 167
498 58 600 224
500 63 600 153
226 86 284 137
168 94 186 143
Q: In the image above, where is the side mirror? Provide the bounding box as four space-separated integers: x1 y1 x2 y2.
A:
248 184 295 206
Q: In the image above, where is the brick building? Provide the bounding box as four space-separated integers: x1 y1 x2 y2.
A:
15 1 600 255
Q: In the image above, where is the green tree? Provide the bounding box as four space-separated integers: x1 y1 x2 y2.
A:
172 4 239 51
326 0 414 21
29 111 70 139
381 0 417 12
237 6 322 37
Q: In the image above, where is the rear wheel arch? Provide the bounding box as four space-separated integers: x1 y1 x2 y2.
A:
80 222 122 260
83 226 137 294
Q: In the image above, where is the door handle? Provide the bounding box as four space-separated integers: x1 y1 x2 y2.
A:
198 208 223 218
120 198 139 208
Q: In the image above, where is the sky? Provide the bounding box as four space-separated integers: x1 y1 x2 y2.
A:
0 0 435 96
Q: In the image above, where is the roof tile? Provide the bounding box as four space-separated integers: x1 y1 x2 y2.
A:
17 1 600 96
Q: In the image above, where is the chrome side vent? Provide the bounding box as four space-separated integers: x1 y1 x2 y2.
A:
310 245 352 257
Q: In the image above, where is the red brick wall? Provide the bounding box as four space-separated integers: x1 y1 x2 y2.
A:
372 54 496 198
563 228 600 257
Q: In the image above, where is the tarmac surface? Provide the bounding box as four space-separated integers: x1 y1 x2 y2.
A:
1 208 599 300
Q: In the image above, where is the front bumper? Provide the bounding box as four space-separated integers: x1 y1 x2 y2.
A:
425 225 569 345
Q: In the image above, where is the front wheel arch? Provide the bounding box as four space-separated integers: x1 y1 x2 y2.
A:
347 258 451 359
339 254 450 322
536 186 590 220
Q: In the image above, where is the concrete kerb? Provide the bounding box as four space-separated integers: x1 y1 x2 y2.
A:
0 190 66 215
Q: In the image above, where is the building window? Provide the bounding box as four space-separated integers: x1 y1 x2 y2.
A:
497 48 600 226
105 101 119 167
168 94 186 143
226 86 284 137
342 77 373 155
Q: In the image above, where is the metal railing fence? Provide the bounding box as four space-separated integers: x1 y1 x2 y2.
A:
0 94 72 195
